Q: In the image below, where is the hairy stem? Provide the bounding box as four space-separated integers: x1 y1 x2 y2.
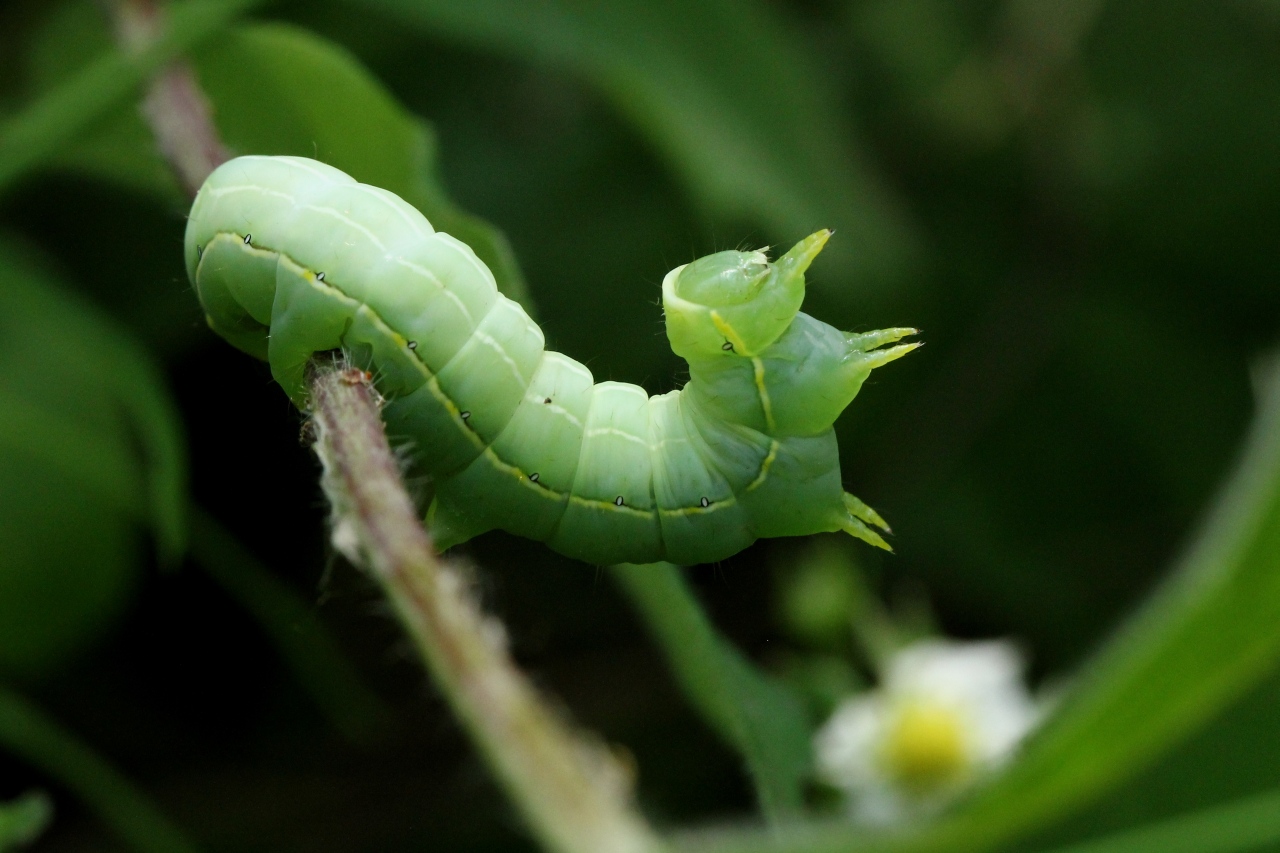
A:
106 0 230 196
308 360 664 853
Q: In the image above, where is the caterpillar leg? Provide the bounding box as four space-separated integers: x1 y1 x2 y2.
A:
839 492 893 552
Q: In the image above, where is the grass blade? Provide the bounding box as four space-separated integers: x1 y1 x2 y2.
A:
0 685 200 853
1035 788 1280 853
611 562 812 822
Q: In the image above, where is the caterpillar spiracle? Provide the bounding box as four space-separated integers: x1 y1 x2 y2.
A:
185 156 919 566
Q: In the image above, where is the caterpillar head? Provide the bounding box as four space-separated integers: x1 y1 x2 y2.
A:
662 230 830 360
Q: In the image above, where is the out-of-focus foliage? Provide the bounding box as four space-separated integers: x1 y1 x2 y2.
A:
1035 787 1280 853
341 0 919 296
0 239 184 678
1 0 1279 851
0 0 258 193
680 358 1280 852
0 791 51 851
613 563 813 821
0 685 198 853
24 8 530 308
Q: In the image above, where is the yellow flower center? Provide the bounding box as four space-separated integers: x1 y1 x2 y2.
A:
881 701 970 794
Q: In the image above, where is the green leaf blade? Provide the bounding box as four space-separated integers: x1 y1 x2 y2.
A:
612 562 812 821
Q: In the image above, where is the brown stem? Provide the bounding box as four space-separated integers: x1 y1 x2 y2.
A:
107 0 229 196
308 359 664 853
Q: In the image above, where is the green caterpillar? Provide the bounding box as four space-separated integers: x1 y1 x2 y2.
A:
185 156 917 565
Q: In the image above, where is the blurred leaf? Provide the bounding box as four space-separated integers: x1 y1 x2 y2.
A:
676 356 1280 851
0 238 185 558
0 684 199 853
1033 787 1280 853
777 541 864 650
1018 666 1280 851
196 22 531 310
0 238 187 675
24 1 184 200
0 0 258 195
611 562 812 821
0 791 52 851
26 13 530 309
338 0 918 295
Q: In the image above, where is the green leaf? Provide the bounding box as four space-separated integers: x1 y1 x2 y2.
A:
0 0 259 196
195 22 532 310
0 239 186 561
338 0 919 295
24 13 531 311
0 791 53 852
674 356 1280 851
0 238 188 675
1033 787 1280 853
611 562 812 821
0 684 200 853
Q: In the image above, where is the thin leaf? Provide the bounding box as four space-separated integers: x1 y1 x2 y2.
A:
0 0 259 195
339 0 918 295
611 562 812 821
1034 787 1280 853
0 791 53 852
675 355 1280 852
0 684 200 853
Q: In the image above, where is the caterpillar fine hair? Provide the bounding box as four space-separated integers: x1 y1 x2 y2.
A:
185 156 918 566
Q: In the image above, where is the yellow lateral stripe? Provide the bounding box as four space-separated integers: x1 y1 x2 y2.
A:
751 357 776 433
567 494 656 519
710 310 751 355
481 448 565 502
423 377 486 450
270 246 487 451
745 440 780 492
225 231 752 521
658 495 737 518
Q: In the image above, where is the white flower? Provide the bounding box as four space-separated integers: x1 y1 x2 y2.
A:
814 638 1042 824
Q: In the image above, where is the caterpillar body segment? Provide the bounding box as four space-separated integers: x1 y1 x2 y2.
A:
186 156 918 565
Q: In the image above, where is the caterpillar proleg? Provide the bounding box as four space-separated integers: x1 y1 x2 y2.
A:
185 156 918 565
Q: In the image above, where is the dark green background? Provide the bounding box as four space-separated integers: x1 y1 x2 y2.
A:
1 1 1278 850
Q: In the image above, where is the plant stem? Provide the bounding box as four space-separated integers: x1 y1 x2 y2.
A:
0 684 199 853
308 360 664 853
107 0 231 196
0 0 254 196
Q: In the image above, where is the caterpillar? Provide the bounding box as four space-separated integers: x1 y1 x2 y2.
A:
185 156 918 566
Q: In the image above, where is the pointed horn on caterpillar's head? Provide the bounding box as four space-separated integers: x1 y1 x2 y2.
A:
661 230 831 360
776 228 831 280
